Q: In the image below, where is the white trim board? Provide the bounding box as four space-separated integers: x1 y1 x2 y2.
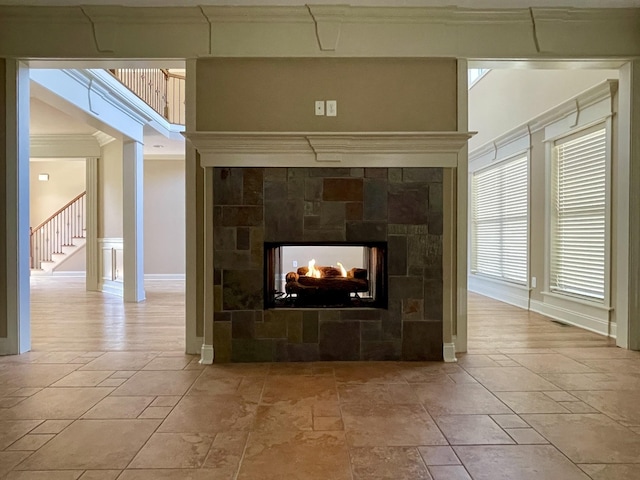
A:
144 274 186 280
530 299 616 338
468 275 530 310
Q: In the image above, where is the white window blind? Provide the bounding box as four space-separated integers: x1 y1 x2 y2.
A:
471 156 528 284
551 127 607 300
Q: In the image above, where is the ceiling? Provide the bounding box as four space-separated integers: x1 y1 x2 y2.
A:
2 0 640 6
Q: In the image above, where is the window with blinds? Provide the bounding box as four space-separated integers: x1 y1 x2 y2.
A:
471 156 528 284
550 127 607 301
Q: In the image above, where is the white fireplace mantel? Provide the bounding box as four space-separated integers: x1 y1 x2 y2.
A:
184 131 475 168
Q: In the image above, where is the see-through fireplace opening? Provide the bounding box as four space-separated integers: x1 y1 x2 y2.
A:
265 242 387 309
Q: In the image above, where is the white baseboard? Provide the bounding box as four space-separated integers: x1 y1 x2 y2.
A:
99 279 124 297
144 274 186 280
530 299 615 338
51 271 86 277
468 275 530 309
200 344 214 365
443 343 457 363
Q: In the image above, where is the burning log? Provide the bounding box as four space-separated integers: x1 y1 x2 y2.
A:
285 262 369 304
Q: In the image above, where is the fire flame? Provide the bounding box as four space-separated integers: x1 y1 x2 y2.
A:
337 262 347 277
306 259 321 278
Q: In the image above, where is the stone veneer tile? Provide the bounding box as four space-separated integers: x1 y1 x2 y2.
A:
242 168 264 205
402 321 443 361
388 188 429 224
319 321 361 361
302 313 319 344
363 179 388 221
388 235 407 275
323 178 364 201
345 221 387 242
213 168 243 205
345 202 363 221
222 270 263 311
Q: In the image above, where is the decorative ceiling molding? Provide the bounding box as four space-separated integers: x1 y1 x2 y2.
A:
92 131 116 147
307 5 349 51
30 134 101 158
201 6 312 23
184 131 475 168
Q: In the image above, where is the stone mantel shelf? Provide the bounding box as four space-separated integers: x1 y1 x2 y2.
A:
184 131 476 168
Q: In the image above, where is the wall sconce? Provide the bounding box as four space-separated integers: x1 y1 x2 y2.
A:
38 174 49 181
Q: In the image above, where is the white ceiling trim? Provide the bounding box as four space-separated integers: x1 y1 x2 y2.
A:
30 134 101 158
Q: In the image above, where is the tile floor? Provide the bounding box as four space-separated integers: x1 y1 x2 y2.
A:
0 280 638 479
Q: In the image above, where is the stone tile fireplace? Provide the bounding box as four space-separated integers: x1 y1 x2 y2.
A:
187 131 472 363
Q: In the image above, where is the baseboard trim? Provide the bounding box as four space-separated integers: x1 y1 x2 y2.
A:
530 299 615 338
443 342 457 363
144 274 186 280
468 275 530 310
99 279 124 298
200 344 214 365
51 271 86 277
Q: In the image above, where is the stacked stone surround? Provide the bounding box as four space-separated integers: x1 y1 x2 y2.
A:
212 167 443 362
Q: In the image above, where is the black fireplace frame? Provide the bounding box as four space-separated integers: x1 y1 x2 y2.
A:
264 241 388 309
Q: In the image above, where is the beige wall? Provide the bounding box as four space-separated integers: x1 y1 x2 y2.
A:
29 160 85 227
144 159 185 275
196 57 458 132
469 69 619 150
98 140 123 239
0 58 7 338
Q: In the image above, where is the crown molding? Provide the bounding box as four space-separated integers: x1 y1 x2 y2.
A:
201 6 312 24
93 131 116 148
30 134 101 158
184 131 474 168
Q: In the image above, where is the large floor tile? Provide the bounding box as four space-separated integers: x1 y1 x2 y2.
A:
117 470 222 480
0 452 31 478
253 404 313 431
552 347 640 360
333 362 406 384
158 394 257 434
507 354 595 374
413 383 511 415
82 396 155 419
201 432 247 477
51 371 113 387
237 430 352 480
261 375 338 405
434 415 514 445
522 413 640 463
465 367 560 391
454 445 590 480
111 370 201 396
128 432 214 469
579 464 640 480
338 383 419 405
494 391 570 414
79 353 158 371
187 374 264 402
341 403 447 447
571 390 640 425
0 364 79 388
1 388 112 420
15 419 160 470
542 372 640 390
5 472 83 479
350 447 432 480
0 420 43 449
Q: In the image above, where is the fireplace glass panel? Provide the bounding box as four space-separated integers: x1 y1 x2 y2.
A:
265 243 387 308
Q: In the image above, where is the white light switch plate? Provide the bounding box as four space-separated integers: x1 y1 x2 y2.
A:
326 100 337 117
315 100 325 116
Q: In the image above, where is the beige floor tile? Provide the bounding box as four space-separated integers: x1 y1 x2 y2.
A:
51 371 113 387
186 374 263 402
138 406 173 419
109 371 137 379
338 383 419 405
16 419 160 470
313 416 343 431
82 396 155 419
158 394 258 434
97 379 126 387
201 364 270 378
490 414 529 429
543 372 640 390
0 364 79 388
254 404 313 431
0 387 20 397
6 433 54 450
456 355 500 368
142 356 193 370
201 431 247 477
579 358 640 373
579 464 640 480
111 370 201 397
418 446 460 466
150 396 181 407
342 403 447 447
129 432 214 469
78 471 122 480
522 413 640 463
333 363 406 384
494 391 570 414
552 347 640 360
261 375 338 405
505 428 548 444
11 388 43 397
0 420 43 449
465 367 560 391
455 445 591 480
1 387 112 420
0 452 31 478
414 383 511 415
0 397 25 408
32 352 85 364
434 415 514 445
350 447 431 480
508 354 595 374
448 372 478 384
117 469 222 479
428 465 472 480
558 401 599 413
571 390 640 425
237 430 352 480
4 471 83 480
79 353 158 371
30 419 73 434
543 390 579 402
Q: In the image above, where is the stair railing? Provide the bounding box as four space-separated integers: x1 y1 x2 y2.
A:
30 191 86 270
109 68 186 125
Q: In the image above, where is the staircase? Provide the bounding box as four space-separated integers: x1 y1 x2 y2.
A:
30 191 86 274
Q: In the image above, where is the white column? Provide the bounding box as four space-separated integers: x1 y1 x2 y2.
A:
122 140 145 303
85 157 99 292
617 61 640 350
200 166 214 364
0 60 30 355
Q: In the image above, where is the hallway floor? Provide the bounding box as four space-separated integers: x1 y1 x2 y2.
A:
0 278 638 479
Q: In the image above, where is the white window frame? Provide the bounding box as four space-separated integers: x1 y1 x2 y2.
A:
470 153 529 286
